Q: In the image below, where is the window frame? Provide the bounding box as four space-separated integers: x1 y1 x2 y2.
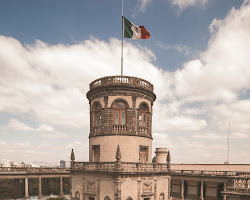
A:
93 102 102 127
113 101 127 125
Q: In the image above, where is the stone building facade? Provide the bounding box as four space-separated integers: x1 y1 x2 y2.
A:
70 76 171 200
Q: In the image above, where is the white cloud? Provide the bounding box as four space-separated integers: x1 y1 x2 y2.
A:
8 119 34 131
136 0 152 13
157 42 192 56
170 0 208 11
1 1 250 164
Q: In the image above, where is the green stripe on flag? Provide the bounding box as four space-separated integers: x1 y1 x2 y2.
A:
124 17 133 38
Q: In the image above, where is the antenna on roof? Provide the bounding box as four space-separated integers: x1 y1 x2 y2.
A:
224 122 230 164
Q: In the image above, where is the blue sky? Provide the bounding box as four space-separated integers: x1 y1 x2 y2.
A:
0 0 249 165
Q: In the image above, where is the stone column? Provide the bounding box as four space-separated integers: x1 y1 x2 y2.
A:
114 178 122 200
180 180 184 200
199 181 204 200
38 177 42 200
60 177 64 197
25 178 29 199
223 182 227 200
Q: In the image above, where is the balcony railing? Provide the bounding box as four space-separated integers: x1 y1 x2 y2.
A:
138 126 148 134
89 76 154 92
0 167 69 174
113 125 127 132
72 162 169 172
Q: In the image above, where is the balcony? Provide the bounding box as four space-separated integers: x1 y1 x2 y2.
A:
113 124 127 132
72 162 169 172
89 76 154 92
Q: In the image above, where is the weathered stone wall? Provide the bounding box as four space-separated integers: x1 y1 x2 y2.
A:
89 135 152 162
71 171 171 200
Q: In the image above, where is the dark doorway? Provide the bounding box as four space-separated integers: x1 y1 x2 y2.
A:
217 183 224 200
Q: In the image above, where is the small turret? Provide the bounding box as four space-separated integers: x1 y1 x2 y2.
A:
70 149 75 168
71 149 75 161
116 145 121 161
167 151 171 170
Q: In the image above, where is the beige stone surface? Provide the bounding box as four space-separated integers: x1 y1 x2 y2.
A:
172 164 250 172
89 135 152 162
100 180 115 200
135 98 152 113
155 148 168 164
121 180 138 200
157 178 169 200
108 96 133 108
91 97 105 108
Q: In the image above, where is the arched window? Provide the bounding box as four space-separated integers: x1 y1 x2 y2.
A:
139 103 149 127
93 102 102 126
126 197 133 200
104 196 111 200
75 191 80 200
159 193 164 200
113 101 126 125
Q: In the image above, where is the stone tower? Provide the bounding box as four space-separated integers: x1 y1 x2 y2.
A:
86 76 156 163
71 76 171 200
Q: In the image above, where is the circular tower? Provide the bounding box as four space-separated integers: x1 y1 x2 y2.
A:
86 76 156 163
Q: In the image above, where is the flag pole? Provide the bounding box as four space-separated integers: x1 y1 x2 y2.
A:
121 0 124 76
227 122 230 163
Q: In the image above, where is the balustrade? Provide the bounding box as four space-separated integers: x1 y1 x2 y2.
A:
72 162 169 172
113 125 127 132
89 76 154 92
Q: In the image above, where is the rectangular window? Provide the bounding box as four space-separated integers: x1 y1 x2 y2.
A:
95 113 99 126
143 114 146 127
92 145 100 162
115 111 119 125
139 114 142 126
121 111 126 125
139 145 148 163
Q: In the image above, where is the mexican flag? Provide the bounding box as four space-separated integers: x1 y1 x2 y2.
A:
124 17 150 40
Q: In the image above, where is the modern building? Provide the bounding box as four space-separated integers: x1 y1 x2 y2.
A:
60 160 66 168
2 159 11 167
70 76 171 200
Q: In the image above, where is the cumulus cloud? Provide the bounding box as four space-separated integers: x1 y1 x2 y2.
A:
136 0 152 13
170 0 208 11
1 1 250 163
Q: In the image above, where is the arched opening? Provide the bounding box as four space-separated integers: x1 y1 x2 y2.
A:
159 192 164 200
104 196 111 200
126 196 133 200
113 100 127 125
93 102 102 127
75 191 80 200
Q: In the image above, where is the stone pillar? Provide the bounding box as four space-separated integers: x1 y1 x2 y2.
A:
60 177 64 197
223 182 227 200
114 178 122 200
38 177 42 200
25 178 29 199
180 180 184 200
199 181 204 200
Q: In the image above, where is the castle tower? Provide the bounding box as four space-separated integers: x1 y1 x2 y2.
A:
71 76 171 200
86 76 156 163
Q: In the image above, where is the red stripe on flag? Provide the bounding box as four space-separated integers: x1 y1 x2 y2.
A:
139 26 150 39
